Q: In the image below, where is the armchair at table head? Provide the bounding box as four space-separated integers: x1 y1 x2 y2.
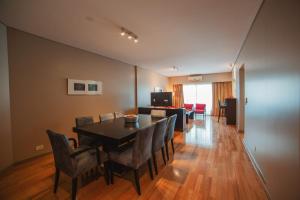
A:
46 129 104 200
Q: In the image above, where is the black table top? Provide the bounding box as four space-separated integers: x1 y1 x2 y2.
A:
73 114 163 145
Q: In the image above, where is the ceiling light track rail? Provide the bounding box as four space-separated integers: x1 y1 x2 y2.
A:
120 27 138 43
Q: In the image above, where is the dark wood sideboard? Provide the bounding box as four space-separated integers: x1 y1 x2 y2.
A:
138 107 187 131
225 98 236 125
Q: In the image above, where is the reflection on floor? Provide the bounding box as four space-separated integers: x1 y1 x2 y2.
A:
184 116 213 147
0 116 268 200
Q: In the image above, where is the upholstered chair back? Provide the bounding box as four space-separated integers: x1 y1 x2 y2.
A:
114 112 125 118
75 116 93 127
47 130 75 177
75 116 95 146
132 125 155 169
99 113 115 122
165 114 177 141
152 118 168 152
150 110 166 117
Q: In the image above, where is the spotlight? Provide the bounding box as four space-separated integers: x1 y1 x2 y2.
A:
170 66 178 71
120 27 139 43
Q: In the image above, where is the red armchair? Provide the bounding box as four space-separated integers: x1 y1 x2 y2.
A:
195 104 206 118
183 103 194 111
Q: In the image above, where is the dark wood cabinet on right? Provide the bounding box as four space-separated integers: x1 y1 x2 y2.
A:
225 98 236 125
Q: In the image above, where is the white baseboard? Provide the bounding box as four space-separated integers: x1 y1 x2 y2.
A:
242 140 272 200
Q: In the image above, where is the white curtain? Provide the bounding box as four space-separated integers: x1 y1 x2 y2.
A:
183 84 212 115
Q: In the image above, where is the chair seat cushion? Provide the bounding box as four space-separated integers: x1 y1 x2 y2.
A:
109 148 134 168
74 149 99 177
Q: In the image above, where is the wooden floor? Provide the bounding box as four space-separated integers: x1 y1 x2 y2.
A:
0 116 268 200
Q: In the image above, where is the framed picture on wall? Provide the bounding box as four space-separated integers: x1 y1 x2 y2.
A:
86 80 102 95
154 87 163 92
68 79 102 95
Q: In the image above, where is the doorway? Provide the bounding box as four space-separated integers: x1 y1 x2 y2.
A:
237 65 245 132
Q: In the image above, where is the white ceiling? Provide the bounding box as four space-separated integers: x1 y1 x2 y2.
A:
0 0 262 77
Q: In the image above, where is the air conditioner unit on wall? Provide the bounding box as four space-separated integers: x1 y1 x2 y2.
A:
187 75 203 81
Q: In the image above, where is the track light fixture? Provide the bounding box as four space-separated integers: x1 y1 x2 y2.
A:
170 66 178 71
120 27 138 44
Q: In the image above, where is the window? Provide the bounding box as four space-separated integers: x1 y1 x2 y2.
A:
183 84 212 115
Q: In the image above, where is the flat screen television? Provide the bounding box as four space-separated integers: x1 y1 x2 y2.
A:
151 92 172 107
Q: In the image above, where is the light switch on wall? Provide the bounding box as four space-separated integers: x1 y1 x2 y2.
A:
35 144 44 151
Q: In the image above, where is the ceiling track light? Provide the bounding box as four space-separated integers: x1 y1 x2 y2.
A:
120 27 126 36
120 27 139 44
170 66 178 71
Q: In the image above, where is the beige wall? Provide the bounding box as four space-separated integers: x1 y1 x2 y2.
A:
5 28 169 163
236 0 300 199
137 67 168 107
168 72 232 90
7 28 137 162
0 23 13 170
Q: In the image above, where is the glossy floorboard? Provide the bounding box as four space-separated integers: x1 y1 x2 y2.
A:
0 116 268 200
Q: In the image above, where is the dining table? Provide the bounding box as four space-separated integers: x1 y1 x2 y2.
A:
73 114 164 150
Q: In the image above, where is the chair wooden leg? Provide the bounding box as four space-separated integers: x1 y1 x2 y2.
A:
109 161 114 184
54 167 60 193
152 152 158 175
103 162 110 185
71 178 77 200
165 142 170 161
147 159 154 179
218 109 221 122
161 147 166 165
171 139 175 154
134 169 141 195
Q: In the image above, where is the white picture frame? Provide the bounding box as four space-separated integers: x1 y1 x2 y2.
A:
154 87 163 92
68 79 102 95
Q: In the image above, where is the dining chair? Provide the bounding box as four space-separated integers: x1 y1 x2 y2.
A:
152 118 168 175
165 114 177 161
99 113 115 122
47 130 104 200
114 112 125 118
150 109 166 117
75 116 96 147
75 116 108 178
108 125 155 195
